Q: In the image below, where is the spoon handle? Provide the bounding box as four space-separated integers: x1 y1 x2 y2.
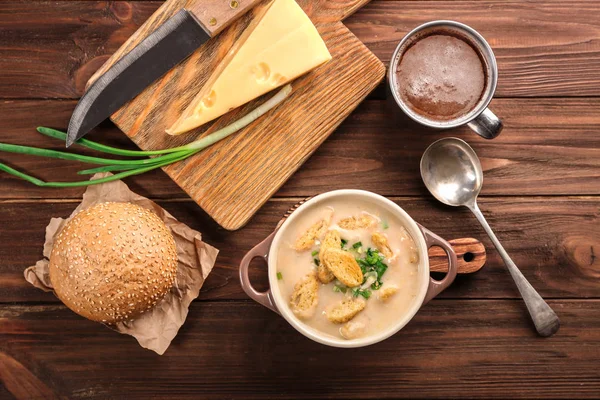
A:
468 202 560 337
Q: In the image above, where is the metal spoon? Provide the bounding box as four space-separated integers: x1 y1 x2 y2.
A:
420 137 560 337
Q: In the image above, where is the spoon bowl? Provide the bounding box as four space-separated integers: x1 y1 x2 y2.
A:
420 138 483 207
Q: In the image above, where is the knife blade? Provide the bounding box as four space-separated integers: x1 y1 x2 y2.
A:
67 0 262 147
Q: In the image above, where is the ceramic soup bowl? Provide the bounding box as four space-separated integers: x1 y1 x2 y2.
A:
240 190 458 347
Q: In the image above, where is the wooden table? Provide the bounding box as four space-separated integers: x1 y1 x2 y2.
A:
1 1 599 399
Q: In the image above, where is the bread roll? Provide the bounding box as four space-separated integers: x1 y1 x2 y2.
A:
49 202 178 324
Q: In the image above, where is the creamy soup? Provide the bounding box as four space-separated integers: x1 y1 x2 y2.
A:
276 200 422 341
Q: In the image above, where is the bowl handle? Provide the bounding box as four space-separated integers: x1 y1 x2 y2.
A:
419 224 459 304
239 230 280 314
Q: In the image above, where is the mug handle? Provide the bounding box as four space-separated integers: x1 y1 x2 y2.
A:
419 224 459 304
467 107 503 140
239 231 280 314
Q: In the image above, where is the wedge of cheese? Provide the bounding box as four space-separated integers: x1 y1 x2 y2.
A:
166 0 332 135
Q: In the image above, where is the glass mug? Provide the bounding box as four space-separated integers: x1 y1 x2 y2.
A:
388 20 503 139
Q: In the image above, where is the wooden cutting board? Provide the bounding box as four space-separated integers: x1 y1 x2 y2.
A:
88 0 385 230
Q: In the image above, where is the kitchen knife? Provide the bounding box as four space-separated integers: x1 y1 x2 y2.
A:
66 0 262 147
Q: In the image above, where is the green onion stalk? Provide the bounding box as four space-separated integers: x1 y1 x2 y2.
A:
0 84 292 187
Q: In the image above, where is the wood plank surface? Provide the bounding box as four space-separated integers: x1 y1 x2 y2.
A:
2 1 600 99
1 300 599 399
1 0 599 398
0 351 61 400
0 1 161 99
345 0 600 97
2 196 598 303
1 98 598 200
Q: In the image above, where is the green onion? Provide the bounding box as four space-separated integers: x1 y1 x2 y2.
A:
0 84 292 187
352 288 371 299
363 271 378 284
373 261 388 280
333 284 347 294
341 239 348 248
36 127 174 157
313 258 320 266
0 150 195 187
382 220 389 229
355 247 388 291
352 241 362 249
311 250 318 257
277 272 283 280
76 163 146 175
365 248 381 265
0 142 151 166
76 150 191 175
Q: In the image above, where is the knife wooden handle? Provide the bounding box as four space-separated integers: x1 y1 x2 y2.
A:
188 0 265 36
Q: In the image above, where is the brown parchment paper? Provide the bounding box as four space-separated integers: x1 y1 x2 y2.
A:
24 173 219 355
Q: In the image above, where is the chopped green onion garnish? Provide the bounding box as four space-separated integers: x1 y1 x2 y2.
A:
334 284 347 294
352 241 362 249
363 271 378 281
341 239 348 248
311 250 318 257
277 272 283 280
313 258 320 266
355 247 388 292
365 248 381 264
352 288 371 299
382 220 389 229
374 261 388 280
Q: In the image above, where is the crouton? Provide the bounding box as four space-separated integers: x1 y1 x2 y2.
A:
294 211 333 251
321 248 363 287
372 232 393 259
327 298 366 323
289 273 319 319
378 284 399 301
338 213 376 230
340 320 366 339
317 263 335 284
315 230 341 283
319 230 341 260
